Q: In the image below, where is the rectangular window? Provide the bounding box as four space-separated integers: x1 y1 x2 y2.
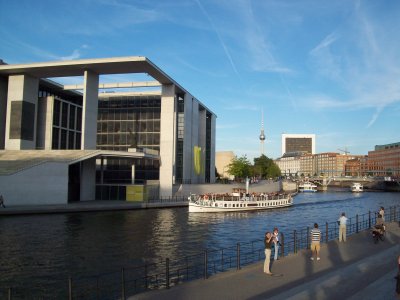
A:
69 106 76 130
61 102 68 128
9 101 35 140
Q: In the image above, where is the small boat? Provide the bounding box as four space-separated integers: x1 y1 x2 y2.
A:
298 181 318 193
351 183 363 192
188 192 293 213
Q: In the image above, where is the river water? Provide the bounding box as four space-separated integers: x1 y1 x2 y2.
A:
0 189 399 296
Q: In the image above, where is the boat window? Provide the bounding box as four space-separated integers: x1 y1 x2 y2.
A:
224 204 227 207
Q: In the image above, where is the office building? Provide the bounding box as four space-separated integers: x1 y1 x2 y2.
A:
0 57 216 205
281 134 315 156
365 142 400 176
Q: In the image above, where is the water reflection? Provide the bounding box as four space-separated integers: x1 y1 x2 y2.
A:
0 191 398 294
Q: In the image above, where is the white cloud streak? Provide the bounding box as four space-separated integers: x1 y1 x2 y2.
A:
307 2 400 128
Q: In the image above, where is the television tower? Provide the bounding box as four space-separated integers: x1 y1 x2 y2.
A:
259 109 266 155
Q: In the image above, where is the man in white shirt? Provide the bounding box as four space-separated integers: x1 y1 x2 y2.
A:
338 212 348 242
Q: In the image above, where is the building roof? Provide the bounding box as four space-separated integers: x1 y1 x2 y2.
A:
0 56 184 91
0 56 216 116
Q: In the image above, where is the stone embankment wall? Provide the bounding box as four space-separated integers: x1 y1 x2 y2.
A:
281 180 297 193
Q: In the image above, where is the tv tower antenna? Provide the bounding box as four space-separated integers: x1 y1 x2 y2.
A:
259 109 266 155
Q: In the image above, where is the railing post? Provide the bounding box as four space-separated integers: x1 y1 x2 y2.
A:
204 250 208 279
237 243 241 270
293 230 297 253
68 277 72 300
356 214 359 233
393 206 397 222
144 263 148 289
325 222 328 243
96 276 100 300
280 233 284 258
221 249 225 271
306 227 310 249
121 268 126 300
166 258 170 289
369 211 371 229
8 288 11 300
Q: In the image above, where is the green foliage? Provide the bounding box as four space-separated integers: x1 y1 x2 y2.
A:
226 155 252 180
253 154 281 179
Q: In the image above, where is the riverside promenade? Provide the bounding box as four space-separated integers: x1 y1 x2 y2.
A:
132 222 400 300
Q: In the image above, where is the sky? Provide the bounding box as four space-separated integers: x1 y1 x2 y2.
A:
1 0 399 160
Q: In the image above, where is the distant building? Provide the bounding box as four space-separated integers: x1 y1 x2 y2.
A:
365 142 400 176
215 151 235 180
275 151 304 177
281 134 315 156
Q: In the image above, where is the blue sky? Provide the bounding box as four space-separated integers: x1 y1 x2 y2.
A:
1 0 399 160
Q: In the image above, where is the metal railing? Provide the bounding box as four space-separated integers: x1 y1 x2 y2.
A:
1 206 399 299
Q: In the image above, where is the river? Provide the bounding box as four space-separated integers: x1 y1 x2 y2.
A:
0 189 398 296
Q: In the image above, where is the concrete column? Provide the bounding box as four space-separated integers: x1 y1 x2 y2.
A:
80 158 96 201
209 113 216 183
81 70 99 149
159 84 176 198
5 74 39 150
190 100 200 183
0 77 7 149
182 93 193 183
36 96 54 150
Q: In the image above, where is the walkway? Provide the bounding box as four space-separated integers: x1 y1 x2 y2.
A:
131 222 400 300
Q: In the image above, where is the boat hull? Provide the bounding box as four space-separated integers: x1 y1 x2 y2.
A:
188 196 293 213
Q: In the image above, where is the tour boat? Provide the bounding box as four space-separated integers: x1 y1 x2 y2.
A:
298 181 318 193
188 192 293 213
351 182 363 192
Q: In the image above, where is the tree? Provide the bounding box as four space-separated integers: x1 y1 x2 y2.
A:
226 155 252 181
253 154 281 179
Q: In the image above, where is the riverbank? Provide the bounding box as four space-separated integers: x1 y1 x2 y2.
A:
132 222 400 300
0 199 188 216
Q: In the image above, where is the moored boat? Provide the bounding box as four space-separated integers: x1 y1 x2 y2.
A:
188 192 293 213
298 181 318 193
351 182 363 192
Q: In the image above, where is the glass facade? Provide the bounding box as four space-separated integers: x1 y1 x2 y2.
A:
285 138 312 154
175 94 184 183
51 98 82 149
96 95 161 187
97 95 161 152
205 111 212 182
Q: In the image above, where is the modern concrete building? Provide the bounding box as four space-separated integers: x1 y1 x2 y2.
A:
0 57 216 205
281 134 315 156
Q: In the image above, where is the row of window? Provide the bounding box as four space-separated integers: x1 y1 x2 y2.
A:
98 110 161 121
52 128 82 150
97 133 160 147
220 200 289 208
97 120 161 133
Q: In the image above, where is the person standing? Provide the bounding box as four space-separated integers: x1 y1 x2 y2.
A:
379 207 385 222
310 223 322 261
338 212 348 242
273 227 280 260
264 232 274 275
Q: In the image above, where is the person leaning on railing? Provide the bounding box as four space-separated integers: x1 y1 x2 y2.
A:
373 214 385 234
